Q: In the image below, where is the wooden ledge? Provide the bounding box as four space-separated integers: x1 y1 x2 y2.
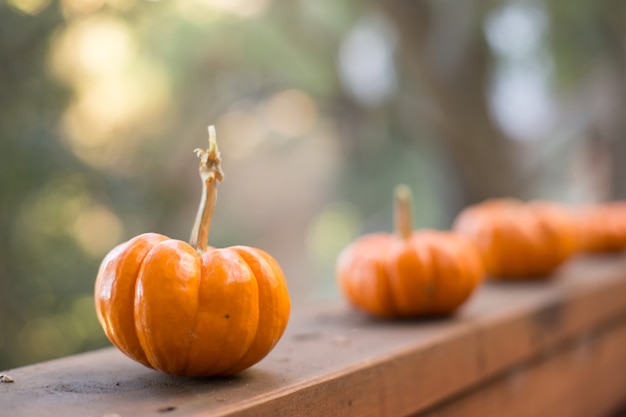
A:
3 255 626 417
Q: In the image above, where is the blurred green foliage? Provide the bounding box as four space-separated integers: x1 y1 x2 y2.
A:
1 0 625 369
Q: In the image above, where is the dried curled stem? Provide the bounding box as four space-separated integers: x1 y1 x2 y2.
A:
394 184 413 240
189 126 224 253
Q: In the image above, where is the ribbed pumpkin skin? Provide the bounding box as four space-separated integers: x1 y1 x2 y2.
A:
95 233 291 377
577 203 626 253
453 199 577 279
336 230 483 318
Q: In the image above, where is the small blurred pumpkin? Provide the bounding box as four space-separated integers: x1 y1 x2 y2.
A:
453 199 577 279
576 202 626 253
94 127 290 377
336 185 484 318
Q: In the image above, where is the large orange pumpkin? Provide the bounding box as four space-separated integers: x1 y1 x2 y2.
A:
452 199 577 279
336 185 484 318
95 127 290 377
576 202 626 253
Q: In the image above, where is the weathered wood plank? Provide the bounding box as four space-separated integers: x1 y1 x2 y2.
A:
2 255 626 417
416 314 626 417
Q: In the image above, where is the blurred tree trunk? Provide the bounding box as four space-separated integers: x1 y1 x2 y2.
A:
378 0 525 212
543 0 626 202
611 137 626 199
603 5 626 200
572 0 626 201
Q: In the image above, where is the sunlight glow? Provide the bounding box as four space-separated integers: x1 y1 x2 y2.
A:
177 0 271 21
485 1 554 141
338 15 397 107
262 89 319 139
216 109 267 159
201 0 271 17
16 175 90 242
15 175 124 258
60 67 170 170
306 201 362 263
6 0 51 15
485 1 547 62
106 0 141 11
490 66 554 141
50 16 171 170
50 16 136 82
61 0 106 16
72 203 124 257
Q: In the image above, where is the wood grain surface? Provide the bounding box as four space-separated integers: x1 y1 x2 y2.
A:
2 255 626 417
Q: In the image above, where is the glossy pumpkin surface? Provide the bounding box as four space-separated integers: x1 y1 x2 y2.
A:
95 235 290 376
453 199 577 279
94 127 290 377
336 186 484 318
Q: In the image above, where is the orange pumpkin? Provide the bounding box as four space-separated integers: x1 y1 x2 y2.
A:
95 127 290 377
576 202 626 253
452 199 577 279
336 185 484 318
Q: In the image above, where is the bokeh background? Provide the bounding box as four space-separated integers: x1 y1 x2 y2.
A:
1 0 625 369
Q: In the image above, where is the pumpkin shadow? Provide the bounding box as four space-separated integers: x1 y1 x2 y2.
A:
378 313 457 325
338 307 461 328
155 370 249 384
484 275 556 288
152 366 282 386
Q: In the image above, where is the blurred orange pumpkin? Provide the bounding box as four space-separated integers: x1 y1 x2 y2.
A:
336 185 484 318
576 202 626 253
94 127 290 377
453 199 577 279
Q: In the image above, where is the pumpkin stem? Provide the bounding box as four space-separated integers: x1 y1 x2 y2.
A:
190 125 224 253
395 184 413 240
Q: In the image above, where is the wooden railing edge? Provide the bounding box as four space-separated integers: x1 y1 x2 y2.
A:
2 255 626 417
